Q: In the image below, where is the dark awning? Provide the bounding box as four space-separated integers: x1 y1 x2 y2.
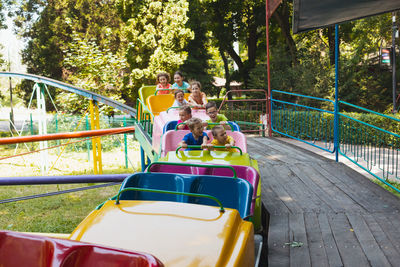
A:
293 0 400 33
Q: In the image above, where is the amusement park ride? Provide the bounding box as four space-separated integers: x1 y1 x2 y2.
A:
1 0 400 266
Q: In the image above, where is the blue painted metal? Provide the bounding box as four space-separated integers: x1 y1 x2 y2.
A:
119 172 253 219
334 24 340 162
0 174 129 185
271 88 400 192
0 72 136 117
271 90 335 152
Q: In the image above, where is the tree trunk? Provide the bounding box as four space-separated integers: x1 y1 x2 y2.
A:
273 0 298 65
219 47 232 100
327 26 336 65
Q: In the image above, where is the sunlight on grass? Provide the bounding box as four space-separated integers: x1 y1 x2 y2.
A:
0 139 140 233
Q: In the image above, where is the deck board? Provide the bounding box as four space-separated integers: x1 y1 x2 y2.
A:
248 137 400 267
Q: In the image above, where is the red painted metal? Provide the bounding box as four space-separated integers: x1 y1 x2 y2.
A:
266 0 272 137
217 89 268 113
0 230 164 267
0 126 135 145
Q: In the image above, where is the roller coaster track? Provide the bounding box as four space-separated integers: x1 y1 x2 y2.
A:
0 72 137 117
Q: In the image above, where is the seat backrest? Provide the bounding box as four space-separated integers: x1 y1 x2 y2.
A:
207 131 247 153
146 163 260 215
161 130 192 157
139 85 156 104
120 173 187 202
229 121 240 131
163 120 178 133
147 95 175 116
188 176 253 218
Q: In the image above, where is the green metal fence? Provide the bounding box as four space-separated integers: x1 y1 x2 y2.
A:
271 89 400 192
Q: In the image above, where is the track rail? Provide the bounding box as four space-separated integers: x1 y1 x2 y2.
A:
0 72 137 117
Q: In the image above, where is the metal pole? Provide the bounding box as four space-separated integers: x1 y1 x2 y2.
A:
334 24 340 162
8 50 14 131
265 0 272 137
86 115 91 163
124 117 128 169
392 13 397 113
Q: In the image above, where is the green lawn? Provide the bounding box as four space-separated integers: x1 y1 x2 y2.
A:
0 183 120 233
0 141 140 234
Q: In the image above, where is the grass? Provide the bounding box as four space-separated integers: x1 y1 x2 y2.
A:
0 139 141 234
0 183 120 233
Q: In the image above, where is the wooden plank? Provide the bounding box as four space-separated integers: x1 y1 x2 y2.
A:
261 183 290 215
288 213 311 267
363 214 400 266
258 163 303 213
249 138 323 164
268 213 290 267
303 212 329 266
317 213 343 267
318 162 391 213
296 163 364 213
372 213 400 255
288 164 341 213
311 163 370 213
328 213 370 267
271 163 327 213
346 213 391 267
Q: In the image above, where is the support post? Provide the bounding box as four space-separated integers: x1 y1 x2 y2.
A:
334 25 340 162
35 83 49 173
85 115 91 163
140 146 146 171
392 13 397 113
265 0 272 137
90 100 103 174
124 117 128 169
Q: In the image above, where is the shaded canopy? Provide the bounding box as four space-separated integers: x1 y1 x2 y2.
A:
293 0 400 33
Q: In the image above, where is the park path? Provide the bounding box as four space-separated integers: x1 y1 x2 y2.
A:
248 136 400 267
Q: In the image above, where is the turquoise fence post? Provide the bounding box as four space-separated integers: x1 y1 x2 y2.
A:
55 113 60 154
30 113 34 135
334 24 340 162
124 117 128 169
86 115 90 163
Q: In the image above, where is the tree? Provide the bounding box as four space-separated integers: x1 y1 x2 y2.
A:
180 0 213 93
117 0 194 94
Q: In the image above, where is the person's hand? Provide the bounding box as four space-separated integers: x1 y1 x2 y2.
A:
201 143 208 149
207 143 214 150
202 122 208 128
181 143 188 149
178 123 185 130
225 144 231 150
220 121 227 125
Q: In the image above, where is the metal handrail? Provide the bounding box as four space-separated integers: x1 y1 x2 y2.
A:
115 187 225 212
0 72 137 117
146 161 238 179
175 145 242 155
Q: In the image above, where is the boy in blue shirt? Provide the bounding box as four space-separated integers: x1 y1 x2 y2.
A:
179 117 209 150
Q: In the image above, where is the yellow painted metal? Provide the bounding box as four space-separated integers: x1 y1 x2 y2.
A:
146 93 190 117
160 150 259 170
69 200 255 266
89 100 102 174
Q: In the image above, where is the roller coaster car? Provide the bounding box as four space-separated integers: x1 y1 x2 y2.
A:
163 120 241 133
160 130 248 157
146 162 263 232
152 109 210 153
69 198 255 266
0 230 163 267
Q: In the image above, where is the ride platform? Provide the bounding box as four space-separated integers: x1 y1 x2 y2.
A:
248 136 400 267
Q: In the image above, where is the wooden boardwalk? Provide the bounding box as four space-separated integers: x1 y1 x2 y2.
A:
248 137 400 267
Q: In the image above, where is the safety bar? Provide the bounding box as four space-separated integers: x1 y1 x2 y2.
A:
146 161 237 179
115 187 225 212
175 145 242 155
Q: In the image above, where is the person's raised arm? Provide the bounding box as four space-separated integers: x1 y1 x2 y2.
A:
201 135 208 149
